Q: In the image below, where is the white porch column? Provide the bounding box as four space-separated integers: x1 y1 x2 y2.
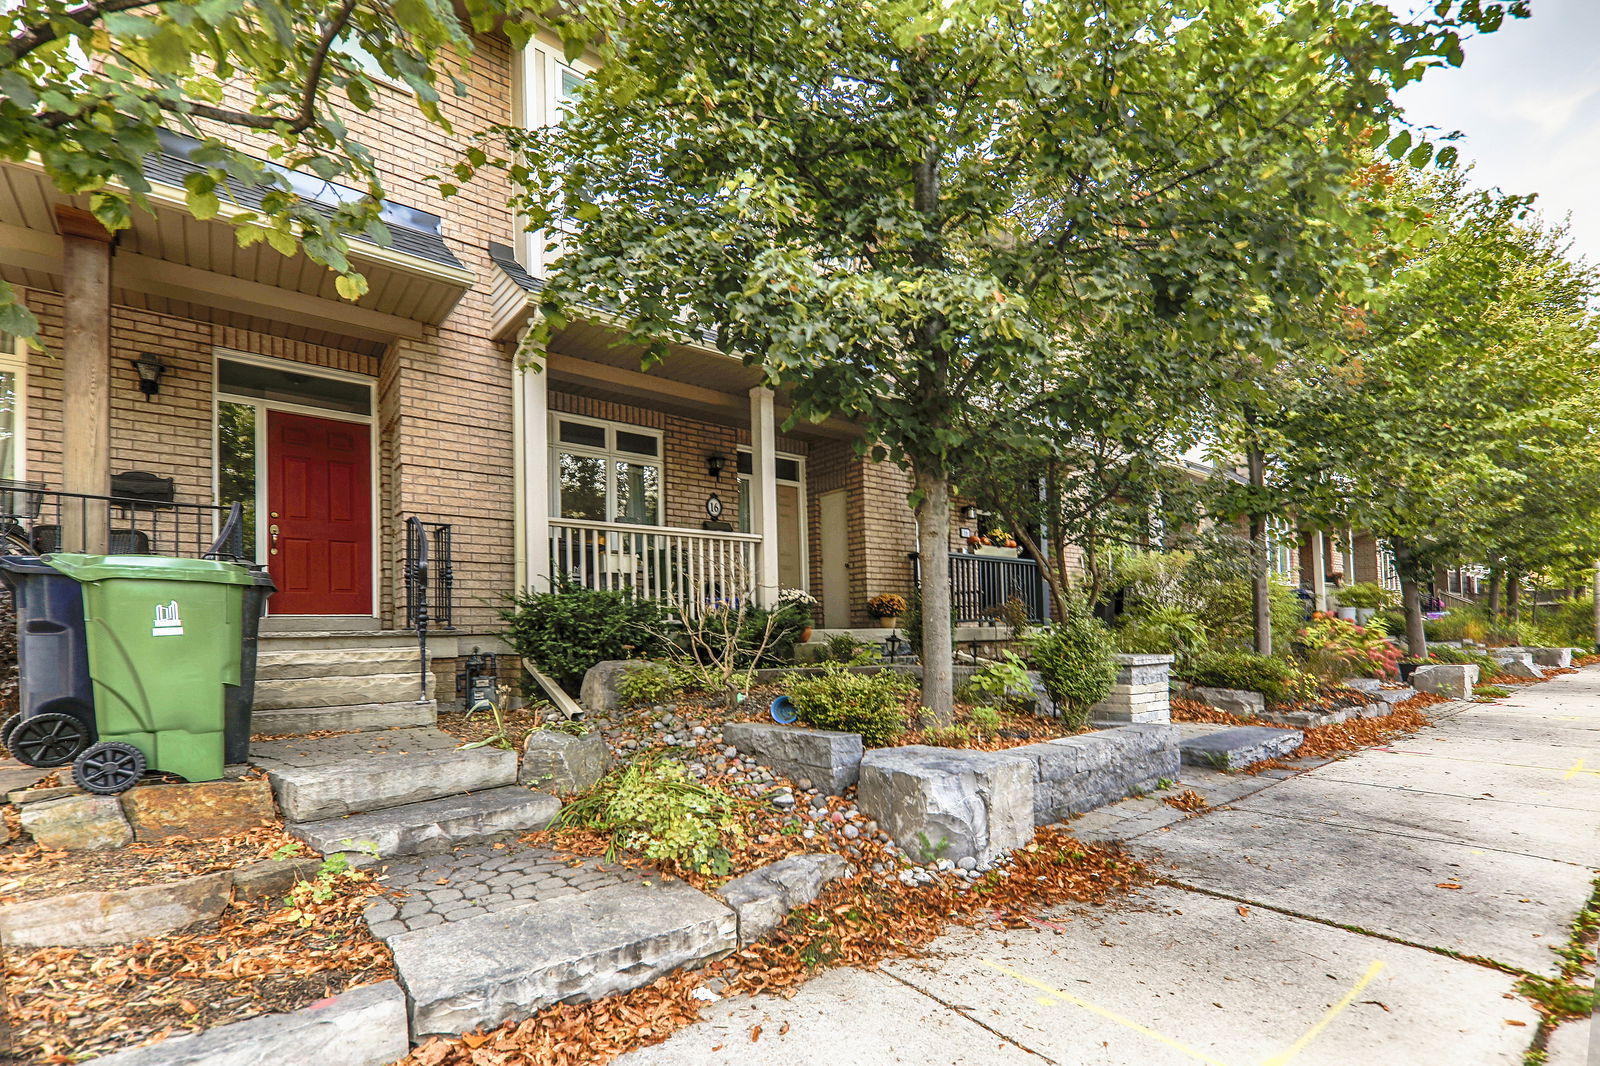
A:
750 385 781 607
58 207 112 554
513 344 552 594
1310 529 1328 612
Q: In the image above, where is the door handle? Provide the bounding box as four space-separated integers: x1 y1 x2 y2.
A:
269 523 280 556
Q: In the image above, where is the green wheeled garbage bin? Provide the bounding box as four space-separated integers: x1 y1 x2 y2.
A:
44 553 255 795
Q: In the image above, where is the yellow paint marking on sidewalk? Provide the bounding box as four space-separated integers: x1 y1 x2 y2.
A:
1564 759 1586 779
1259 960 1387 1066
980 959 1236 1066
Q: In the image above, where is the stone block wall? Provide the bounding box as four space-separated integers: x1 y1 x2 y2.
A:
1013 724 1180 825
1090 654 1174 725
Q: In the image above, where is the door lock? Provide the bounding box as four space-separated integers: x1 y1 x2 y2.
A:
269 523 280 556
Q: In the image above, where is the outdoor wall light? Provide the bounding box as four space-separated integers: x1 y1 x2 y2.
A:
961 504 979 520
131 352 167 399
706 453 726 480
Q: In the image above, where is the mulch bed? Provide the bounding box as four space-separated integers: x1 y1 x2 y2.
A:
436 706 553 751
3 868 392 1064
0 825 302 906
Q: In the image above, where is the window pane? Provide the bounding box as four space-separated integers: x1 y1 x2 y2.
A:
558 68 584 114
613 461 659 525
615 430 657 457
737 479 751 534
558 420 606 449
0 370 17 482
217 402 257 558
558 453 607 520
776 458 800 482
736 451 752 476
217 358 371 414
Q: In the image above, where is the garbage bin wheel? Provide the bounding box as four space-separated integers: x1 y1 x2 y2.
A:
9 712 90 767
0 714 20 753
73 742 147 795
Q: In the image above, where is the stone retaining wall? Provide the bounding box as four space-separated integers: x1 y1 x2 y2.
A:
1011 724 1180 825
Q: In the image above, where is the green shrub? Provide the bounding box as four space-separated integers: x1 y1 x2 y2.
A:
1188 578 1304 655
1180 650 1304 703
1372 608 1408 638
557 759 745 875
820 633 882 664
616 662 676 708
961 652 1032 708
1473 684 1511 699
676 602 811 669
1027 613 1118 727
500 581 668 692
970 705 1003 734
1334 582 1395 609
785 664 916 746
1115 605 1206 657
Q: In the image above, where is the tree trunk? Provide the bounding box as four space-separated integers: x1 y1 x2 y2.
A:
1508 573 1521 627
1246 445 1271 656
913 465 955 725
1487 568 1502 619
1392 539 1427 657
1592 561 1599 651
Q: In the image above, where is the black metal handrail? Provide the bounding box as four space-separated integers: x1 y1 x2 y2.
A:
909 549 1051 625
0 480 240 560
403 517 453 630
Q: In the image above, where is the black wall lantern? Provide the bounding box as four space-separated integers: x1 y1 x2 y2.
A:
706 453 726 480
131 352 167 399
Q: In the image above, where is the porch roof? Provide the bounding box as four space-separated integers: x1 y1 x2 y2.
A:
487 243 858 440
0 140 475 353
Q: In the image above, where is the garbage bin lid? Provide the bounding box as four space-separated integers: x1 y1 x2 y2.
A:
42 553 257 585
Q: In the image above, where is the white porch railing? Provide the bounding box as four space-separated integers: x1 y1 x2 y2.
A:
549 518 761 614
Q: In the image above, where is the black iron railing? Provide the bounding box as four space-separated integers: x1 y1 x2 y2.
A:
0 479 241 560
910 550 1051 625
403 517 454 630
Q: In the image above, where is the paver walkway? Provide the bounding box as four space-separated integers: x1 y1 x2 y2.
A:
620 670 1600 1065
364 840 650 941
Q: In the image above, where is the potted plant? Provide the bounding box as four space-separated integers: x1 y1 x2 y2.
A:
778 587 819 643
975 527 1021 558
1333 581 1394 624
867 593 908 629
1397 656 1429 682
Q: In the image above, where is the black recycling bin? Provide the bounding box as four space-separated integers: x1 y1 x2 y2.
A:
223 565 275 764
0 554 97 767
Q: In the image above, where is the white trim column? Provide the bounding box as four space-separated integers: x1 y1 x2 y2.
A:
513 338 552 594
1310 529 1328 612
750 385 780 607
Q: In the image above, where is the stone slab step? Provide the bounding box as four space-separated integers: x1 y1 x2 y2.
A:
256 648 427 681
252 701 437 736
289 786 559 862
1374 686 1417 706
254 672 421 711
389 878 736 1036
1178 725 1303 771
265 746 518 822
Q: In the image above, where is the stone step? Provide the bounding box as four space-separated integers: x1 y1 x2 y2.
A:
263 746 518 822
253 672 422 711
289 786 560 862
388 878 736 1037
258 630 438 653
255 647 427 681
1178 725 1304 771
1374 686 1417 706
252 701 437 736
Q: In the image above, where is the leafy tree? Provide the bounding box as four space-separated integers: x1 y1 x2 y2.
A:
461 0 1520 719
1268 166 1600 654
0 0 533 337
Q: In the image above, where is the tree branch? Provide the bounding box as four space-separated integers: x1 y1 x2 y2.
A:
5 0 167 65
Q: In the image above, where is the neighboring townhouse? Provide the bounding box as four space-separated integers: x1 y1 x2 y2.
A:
0 26 1042 724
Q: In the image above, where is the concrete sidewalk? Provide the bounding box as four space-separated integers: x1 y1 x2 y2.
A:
619 671 1600 1066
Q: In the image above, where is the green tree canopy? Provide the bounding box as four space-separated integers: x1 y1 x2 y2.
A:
0 0 535 336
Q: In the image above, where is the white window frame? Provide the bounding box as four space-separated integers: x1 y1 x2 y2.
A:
548 412 665 527
211 349 379 615
514 36 592 275
0 332 28 481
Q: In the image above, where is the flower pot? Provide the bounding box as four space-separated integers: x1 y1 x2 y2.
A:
799 626 814 643
876 616 899 629
1355 608 1377 624
1398 661 1420 682
1335 607 1358 621
974 545 1020 558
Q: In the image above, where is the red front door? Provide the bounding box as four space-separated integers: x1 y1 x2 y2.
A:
266 411 372 615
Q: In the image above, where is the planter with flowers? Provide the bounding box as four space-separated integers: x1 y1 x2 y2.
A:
971 527 1021 558
778 587 819 642
867 593 908 629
